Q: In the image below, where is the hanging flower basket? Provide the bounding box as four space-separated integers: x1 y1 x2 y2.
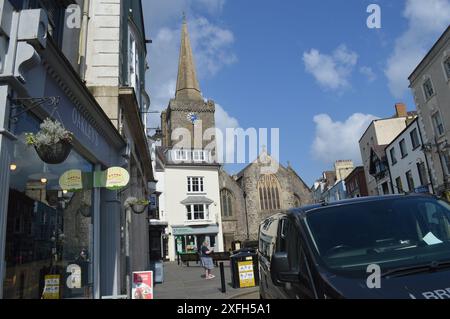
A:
34 141 72 165
25 118 73 165
124 197 150 214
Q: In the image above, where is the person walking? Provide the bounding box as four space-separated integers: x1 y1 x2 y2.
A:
199 241 215 279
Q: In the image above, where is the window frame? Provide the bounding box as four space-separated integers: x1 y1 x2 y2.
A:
186 204 209 221
443 56 450 81
431 111 445 137
410 128 421 150
405 170 415 192
399 139 408 158
390 147 397 165
187 177 204 193
395 177 404 194
423 78 435 101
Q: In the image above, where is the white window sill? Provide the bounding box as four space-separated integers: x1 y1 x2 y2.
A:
184 220 214 226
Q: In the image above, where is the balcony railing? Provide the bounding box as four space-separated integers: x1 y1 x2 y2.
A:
165 149 214 164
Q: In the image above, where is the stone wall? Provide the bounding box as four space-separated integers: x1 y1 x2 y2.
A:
219 155 313 243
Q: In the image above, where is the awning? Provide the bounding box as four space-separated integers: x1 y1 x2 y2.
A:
180 196 214 205
172 225 220 236
149 220 168 227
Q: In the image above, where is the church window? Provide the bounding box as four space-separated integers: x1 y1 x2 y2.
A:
294 194 301 208
258 175 281 211
221 189 234 218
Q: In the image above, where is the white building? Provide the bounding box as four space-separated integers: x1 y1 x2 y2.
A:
154 18 224 261
359 104 416 196
386 118 433 194
409 26 450 196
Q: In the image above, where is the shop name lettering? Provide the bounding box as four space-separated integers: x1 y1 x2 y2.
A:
72 109 99 147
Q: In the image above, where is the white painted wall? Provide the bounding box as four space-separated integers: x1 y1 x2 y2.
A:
387 120 432 194
162 166 223 261
360 117 408 196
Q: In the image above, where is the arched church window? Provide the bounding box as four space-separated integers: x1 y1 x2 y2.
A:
294 194 301 208
220 189 234 218
258 175 281 211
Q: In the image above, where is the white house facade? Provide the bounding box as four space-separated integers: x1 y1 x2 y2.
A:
386 118 433 194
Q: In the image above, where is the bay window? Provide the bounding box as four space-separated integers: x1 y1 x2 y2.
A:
186 204 209 221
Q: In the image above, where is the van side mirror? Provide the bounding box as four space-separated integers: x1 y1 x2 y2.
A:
271 252 300 286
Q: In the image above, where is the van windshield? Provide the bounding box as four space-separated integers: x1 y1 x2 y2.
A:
304 197 450 277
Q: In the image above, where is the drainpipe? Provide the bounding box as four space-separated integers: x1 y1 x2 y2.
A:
78 0 90 81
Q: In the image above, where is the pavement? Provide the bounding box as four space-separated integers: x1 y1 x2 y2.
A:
153 261 260 299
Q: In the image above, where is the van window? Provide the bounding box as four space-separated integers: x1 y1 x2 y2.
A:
277 218 301 270
304 197 450 276
259 217 279 262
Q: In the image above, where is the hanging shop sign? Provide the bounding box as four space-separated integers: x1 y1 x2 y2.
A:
59 170 83 191
42 275 60 299
238 260 256 288
94 167 130 190
58 167 130 191
132 271 154 300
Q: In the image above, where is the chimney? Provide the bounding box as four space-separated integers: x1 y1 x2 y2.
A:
395 103 407 118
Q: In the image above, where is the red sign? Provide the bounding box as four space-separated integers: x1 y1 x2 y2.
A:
132 271 153 299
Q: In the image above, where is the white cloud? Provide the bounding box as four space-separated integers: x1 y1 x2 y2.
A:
147 17 237 112
311 113 379 164
303 45 359 91
385 0 450 98
359 66 377 82
194 0 226 15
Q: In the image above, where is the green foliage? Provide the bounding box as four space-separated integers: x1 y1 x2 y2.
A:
25 118 73 148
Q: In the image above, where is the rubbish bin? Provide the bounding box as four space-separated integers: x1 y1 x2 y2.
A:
150 260 164 284
230 248 259 289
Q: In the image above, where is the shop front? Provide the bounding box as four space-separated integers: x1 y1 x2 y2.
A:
0 8 126 298
172 225 220 258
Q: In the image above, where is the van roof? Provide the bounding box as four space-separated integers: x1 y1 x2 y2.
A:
291 193 437 217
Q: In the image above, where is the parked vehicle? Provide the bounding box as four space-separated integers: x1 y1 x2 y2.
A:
258 194 450 299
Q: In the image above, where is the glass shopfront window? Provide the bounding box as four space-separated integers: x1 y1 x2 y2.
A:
3 113 94 299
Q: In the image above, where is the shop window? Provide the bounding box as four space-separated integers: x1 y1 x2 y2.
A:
3 112 94 299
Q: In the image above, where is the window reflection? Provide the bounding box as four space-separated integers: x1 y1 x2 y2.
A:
3 113 94 299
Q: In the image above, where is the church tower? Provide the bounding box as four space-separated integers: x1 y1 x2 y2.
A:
161 17 216 154
154 17 224 261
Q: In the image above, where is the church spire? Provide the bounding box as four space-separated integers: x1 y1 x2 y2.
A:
175 16 203 101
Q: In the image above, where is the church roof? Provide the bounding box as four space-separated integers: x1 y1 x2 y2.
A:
175 16 203 101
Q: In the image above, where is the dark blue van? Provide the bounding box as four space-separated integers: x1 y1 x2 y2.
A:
258 194 450 299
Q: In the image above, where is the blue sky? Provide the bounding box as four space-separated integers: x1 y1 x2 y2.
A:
143 0 450 186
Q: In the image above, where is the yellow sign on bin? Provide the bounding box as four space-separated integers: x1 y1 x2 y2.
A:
42 275 60 299
238 260 255 288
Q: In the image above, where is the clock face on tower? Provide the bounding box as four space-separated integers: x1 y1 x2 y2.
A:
187 112 199 124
